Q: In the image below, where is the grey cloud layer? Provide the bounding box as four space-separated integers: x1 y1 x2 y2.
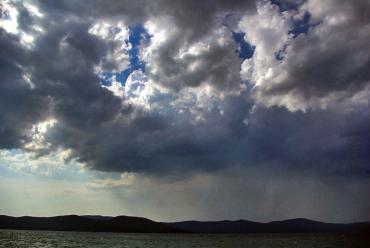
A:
0 0 369 179
240 0 370 110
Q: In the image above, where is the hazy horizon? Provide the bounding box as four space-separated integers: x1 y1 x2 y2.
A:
1 213 369 225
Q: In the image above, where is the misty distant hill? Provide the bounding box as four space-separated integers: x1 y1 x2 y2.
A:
0 215 369 233
165 218 370 233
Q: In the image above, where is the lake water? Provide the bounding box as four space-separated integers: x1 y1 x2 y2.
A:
0 229 368 248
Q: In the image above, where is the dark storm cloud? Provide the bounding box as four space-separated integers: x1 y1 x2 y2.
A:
245 105 370 176
266 18 370 100
243 0 370 110
36 0 255 31
0 0 369 180
0 29 50 149
36 0 256 91
147 33 244 91
42 95 251 174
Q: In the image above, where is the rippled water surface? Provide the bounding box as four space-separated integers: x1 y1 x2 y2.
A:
0 229 369 248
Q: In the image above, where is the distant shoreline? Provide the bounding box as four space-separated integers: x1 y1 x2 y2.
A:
0 215 369 234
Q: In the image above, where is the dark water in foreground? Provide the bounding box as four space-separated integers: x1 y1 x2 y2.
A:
0 230 369 248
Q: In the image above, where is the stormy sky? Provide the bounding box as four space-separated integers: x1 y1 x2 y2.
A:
0 0 369 223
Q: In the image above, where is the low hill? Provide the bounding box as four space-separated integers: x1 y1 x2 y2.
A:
0 215 181 233
0 215 369 233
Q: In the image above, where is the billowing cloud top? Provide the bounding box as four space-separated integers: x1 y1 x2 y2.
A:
0 0 369 179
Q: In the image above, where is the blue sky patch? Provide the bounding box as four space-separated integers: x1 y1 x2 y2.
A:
232 31 255 60
100 24 150 86
270 1 317 38
289 11 311 38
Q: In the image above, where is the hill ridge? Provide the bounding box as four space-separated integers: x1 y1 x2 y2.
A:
0 215 369 233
